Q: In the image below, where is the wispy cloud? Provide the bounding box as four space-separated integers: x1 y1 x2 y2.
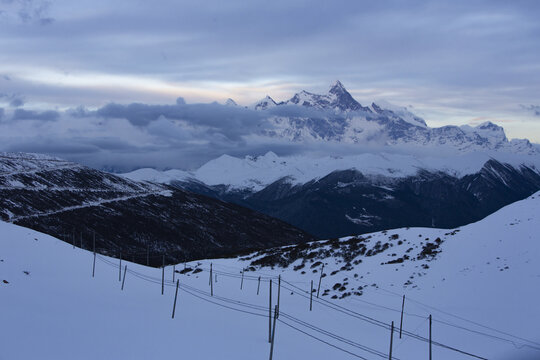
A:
0 92 25 107
521 104 540 116
0 0 54 25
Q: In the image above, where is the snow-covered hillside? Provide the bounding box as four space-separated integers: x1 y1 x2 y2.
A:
0 152 312 263
2 192 540 359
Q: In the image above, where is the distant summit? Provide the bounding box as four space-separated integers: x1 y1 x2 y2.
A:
327 80 371 112
282 80 370 112
252 95 277 110
225 98 238 106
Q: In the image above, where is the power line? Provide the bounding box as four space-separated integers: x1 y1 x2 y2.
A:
346 272 540 349
279 311 393 359
95 252 532 359
279 279 489 360
279 320 371 360
95 254 392 360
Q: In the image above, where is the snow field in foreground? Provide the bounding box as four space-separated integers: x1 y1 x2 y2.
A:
2 193 540 359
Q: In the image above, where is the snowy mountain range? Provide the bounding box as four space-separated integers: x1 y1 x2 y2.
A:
123 150 540 239
243 81 538 154
120 81 540 237
127 81 540 193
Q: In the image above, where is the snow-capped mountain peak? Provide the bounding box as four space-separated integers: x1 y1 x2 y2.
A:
328 80 370 112
283 81 369 112
252 95 277 110
329 79 346 92
473 121 507 140
225 98 238 106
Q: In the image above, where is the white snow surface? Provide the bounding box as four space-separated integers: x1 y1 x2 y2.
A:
2 193 540 359
121 167 192 184
0 152 77 174
122 150 540 191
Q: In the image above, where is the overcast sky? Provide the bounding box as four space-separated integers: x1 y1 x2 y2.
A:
1 0 540 170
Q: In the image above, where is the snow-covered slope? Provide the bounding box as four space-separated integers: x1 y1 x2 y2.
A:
120 167 192 184
2 193 540 359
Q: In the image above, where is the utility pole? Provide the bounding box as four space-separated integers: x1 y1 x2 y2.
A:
210 263 213 296
310 280 313 311
121 265 127 290
399 295 405 338
317 264 324 298
268 279 272 343
92 231 96 278
389 321 394 360
161 255 165 295
119 252 123 282
269 305 278 360
429 315 432 360
172 280 179 319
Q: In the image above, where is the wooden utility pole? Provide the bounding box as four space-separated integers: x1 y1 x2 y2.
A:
389 321 394 360
269 305 278 360
399 295 405 338
172 279 179 319
92 231 96 278
317 264 324 298
119 252 122 282
210 263 213 297
121 265 127 290
277 275 281 316
240 269 244 290
257 276 261 295
310 280 313 311
429 315 432 360
173 265 175 283
92 253 96 278
209 263 212 286
161 255 165 295
268 279 272 343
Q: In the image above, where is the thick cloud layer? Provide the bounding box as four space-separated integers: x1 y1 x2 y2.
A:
0 100 385 171
1 95 539 172
12 108 59 121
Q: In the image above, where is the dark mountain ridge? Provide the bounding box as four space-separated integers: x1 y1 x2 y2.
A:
0 153 313 265
171 159 540 238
